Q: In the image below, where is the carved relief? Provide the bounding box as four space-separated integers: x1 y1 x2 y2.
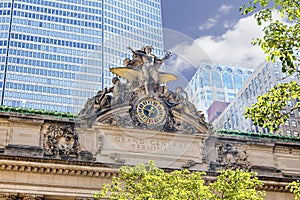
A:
109 153 125 164
23 195 44 200
0 193 17 200
96 134 104 154
182 160 196 169
213 143 250 170
113 115 134 127
43 124 80 157
176 121 198 134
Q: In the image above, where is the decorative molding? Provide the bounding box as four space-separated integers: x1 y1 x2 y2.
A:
9 117 44 125
0 159 118 178
0 121 13 127
260 181 290 192
190 176 292 193
0 194 44 200
274 147 292 154
292 149 300 155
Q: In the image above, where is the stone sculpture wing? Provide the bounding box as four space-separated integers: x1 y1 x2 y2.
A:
158 72 178 83
110 67 141 82
110 67 177 83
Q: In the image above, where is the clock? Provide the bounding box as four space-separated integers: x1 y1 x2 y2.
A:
136 97 167 125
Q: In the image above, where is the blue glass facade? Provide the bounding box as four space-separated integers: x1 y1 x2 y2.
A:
185 63 255 115
213 62 300 137
0 0 164 113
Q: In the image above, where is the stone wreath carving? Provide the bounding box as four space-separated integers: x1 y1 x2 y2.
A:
43 124 80 157
215 143 250 170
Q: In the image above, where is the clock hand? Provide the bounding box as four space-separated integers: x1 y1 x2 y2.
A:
145 106 155 121
148 106 155 117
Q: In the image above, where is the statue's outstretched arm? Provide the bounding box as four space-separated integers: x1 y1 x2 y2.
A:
127 46 146 57
156 51 172 65
127 46 135 55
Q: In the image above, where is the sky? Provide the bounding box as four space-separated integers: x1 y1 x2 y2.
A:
160 0 266 89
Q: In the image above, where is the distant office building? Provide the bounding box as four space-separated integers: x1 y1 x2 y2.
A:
0 0 164 113
213 61 300 137
207 101 229 123
185 63 254 116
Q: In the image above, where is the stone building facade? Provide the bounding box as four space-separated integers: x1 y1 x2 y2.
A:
0 110 298 199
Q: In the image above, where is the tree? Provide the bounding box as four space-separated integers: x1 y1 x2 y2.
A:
94 161 265 200
94 161 214 199
210 169 265 200
240 0 300 131
287 180 300 200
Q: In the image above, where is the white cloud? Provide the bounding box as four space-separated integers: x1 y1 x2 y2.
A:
198 4 234 31
165 14 266 71
223 20 235 29
218 4 233 14
198 17 219 30
196 15 265 68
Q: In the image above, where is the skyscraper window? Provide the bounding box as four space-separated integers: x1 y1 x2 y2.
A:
233 75 242 90
201 70 210 87
212 72 222 88
222 73 233 89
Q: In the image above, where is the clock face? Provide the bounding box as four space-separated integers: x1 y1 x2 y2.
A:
136 98 166 125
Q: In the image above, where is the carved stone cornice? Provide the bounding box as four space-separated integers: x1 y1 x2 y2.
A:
274 147 292 154
8 117 44 125
260 181 290 192
292 149 300 155
200 176 292 193
0 159 118 178
0 121 13 127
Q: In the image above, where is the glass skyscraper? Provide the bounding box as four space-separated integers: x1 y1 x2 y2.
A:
213 61 300 137
185 63 254 116
0 0 164 113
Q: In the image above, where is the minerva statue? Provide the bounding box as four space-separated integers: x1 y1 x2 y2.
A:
110 46 176 95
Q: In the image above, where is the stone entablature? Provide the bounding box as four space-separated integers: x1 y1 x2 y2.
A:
0 156 118 200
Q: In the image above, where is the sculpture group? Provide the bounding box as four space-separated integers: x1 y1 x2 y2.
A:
79 46 208 133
